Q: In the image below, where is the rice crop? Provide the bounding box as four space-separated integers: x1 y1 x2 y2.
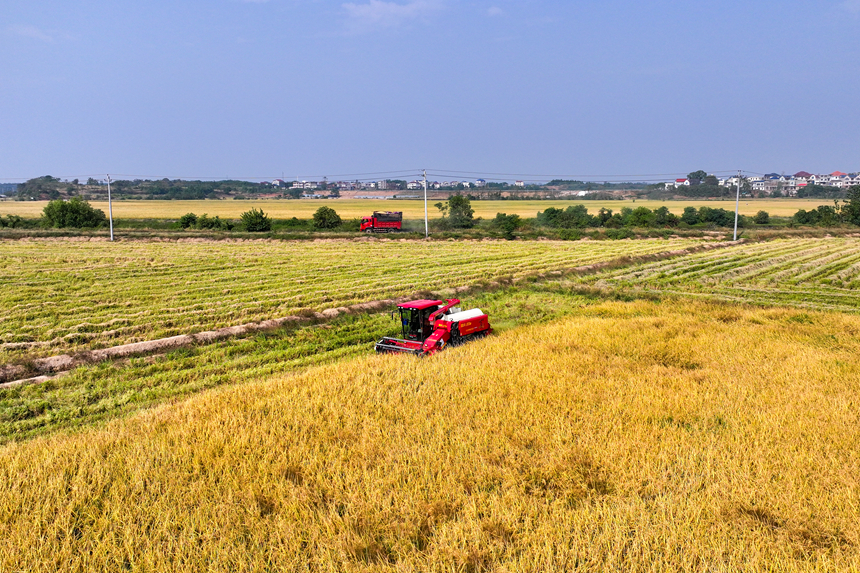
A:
0 237 703 361
586 237 860 312
0 286 590 443
0 298 857 571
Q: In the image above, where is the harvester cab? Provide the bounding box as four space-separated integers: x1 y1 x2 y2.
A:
375 298 491 356
396 300 446 342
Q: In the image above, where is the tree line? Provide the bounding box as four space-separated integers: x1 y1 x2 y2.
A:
792 186 860 226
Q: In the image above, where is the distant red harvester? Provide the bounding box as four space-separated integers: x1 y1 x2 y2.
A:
360 211 402 233
375 298 491 356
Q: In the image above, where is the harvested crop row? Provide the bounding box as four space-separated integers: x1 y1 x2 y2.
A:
587 238 860 310
0 238 704 360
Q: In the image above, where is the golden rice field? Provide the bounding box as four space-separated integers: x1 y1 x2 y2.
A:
0 237 704 361
586 237 860 312
1 299 857 571
0 197 834 219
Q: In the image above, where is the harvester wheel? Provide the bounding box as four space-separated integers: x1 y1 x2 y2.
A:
450 324 462 346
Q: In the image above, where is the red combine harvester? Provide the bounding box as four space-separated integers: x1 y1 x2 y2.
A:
360 211 402 233
375 298 491 356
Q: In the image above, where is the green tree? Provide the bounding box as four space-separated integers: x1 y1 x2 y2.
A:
815 205 838 226
687 170 708 185
843 185 860 226
313 206 342 229
240 207 272 232
653 206 679 227
793 209 814 225
446 194 474 228
703 175 719 186
42 197 107 228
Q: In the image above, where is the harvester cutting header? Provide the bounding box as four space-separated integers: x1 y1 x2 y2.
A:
375 298 491 356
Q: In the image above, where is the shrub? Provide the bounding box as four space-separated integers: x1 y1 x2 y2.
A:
240 208 272 232
493 213 521 240
42 197 107 228
605 228 634 240
753 210 770 225
626 206 656 227
179 213 198 229
537 205 593 229
653 206 679 227
196 214 232 230
698 206 734 227
681 206 699 225
0 215 26 228
312 206 342 229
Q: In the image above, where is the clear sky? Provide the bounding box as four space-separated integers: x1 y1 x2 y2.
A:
1 0 858 183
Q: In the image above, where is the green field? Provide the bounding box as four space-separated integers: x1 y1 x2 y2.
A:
0 198 837 220
0 238 705 362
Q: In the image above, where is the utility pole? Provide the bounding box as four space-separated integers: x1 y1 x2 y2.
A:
733 170 741 241
423 169 429 239
106 174 114 241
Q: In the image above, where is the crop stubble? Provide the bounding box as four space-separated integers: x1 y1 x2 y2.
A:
583 237 860 312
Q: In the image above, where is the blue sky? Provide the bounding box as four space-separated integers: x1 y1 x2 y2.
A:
1 0 858 183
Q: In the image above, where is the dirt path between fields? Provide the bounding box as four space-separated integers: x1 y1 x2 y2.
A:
0 240 740 389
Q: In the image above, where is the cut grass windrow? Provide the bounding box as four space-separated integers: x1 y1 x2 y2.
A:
584 237 860 310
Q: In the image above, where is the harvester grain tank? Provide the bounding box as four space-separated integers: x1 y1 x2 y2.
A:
375 298 491 356
360 211 403 233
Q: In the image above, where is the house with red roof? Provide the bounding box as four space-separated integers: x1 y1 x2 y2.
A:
666 178 690 188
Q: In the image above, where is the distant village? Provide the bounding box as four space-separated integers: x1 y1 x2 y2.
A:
266 170 860 199
668 171 860 196
264 177 519 196
2 170 858 202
